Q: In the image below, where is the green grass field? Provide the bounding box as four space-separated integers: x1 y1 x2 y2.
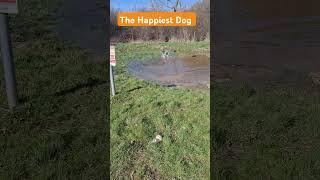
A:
212 82 320 179
0 0 107 178
110 42 210 179
3 0 319 179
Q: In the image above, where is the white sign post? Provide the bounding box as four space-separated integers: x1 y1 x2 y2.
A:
0 0 18 111
110 45 116 96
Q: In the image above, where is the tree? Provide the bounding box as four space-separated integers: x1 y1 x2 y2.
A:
151 0 182 12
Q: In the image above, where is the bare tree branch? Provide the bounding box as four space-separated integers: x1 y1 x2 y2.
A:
151 0 182 12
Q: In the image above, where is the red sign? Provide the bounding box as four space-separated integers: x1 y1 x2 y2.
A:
110 46 116 66
0 0 17 14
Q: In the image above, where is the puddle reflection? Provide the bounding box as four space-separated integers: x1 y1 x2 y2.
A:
128 55 210 87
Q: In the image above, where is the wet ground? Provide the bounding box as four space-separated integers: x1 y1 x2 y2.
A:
55 0 106 58
128 55 210 88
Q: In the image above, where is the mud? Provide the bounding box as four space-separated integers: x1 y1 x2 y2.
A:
128 55 210 88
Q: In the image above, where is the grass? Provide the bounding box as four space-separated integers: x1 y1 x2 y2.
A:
0 0 107 178
6 0 318 178
212 83 320 179
110 42 210 179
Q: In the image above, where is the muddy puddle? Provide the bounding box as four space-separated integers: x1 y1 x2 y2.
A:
128 55 210 88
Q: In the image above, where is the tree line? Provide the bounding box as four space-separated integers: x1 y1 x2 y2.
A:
110 0 210 42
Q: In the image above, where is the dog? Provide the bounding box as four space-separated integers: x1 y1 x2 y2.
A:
160 46 176 62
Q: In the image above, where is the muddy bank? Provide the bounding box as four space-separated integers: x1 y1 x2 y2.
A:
55 0 106 57
128 55 210 88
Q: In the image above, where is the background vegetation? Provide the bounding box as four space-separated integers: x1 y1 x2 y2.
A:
110 0 210 42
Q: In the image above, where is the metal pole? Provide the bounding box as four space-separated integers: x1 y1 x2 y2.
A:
0 13 17 110
110 65 115 96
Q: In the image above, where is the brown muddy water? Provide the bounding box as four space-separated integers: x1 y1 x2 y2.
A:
128 55 210 88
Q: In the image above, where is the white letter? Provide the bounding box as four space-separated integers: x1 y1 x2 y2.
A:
137 16 143 24
120 17 126 23
169 17 174 24
176 16 181 24
149 18 153 25
154 18 159 25
187 18 191 26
